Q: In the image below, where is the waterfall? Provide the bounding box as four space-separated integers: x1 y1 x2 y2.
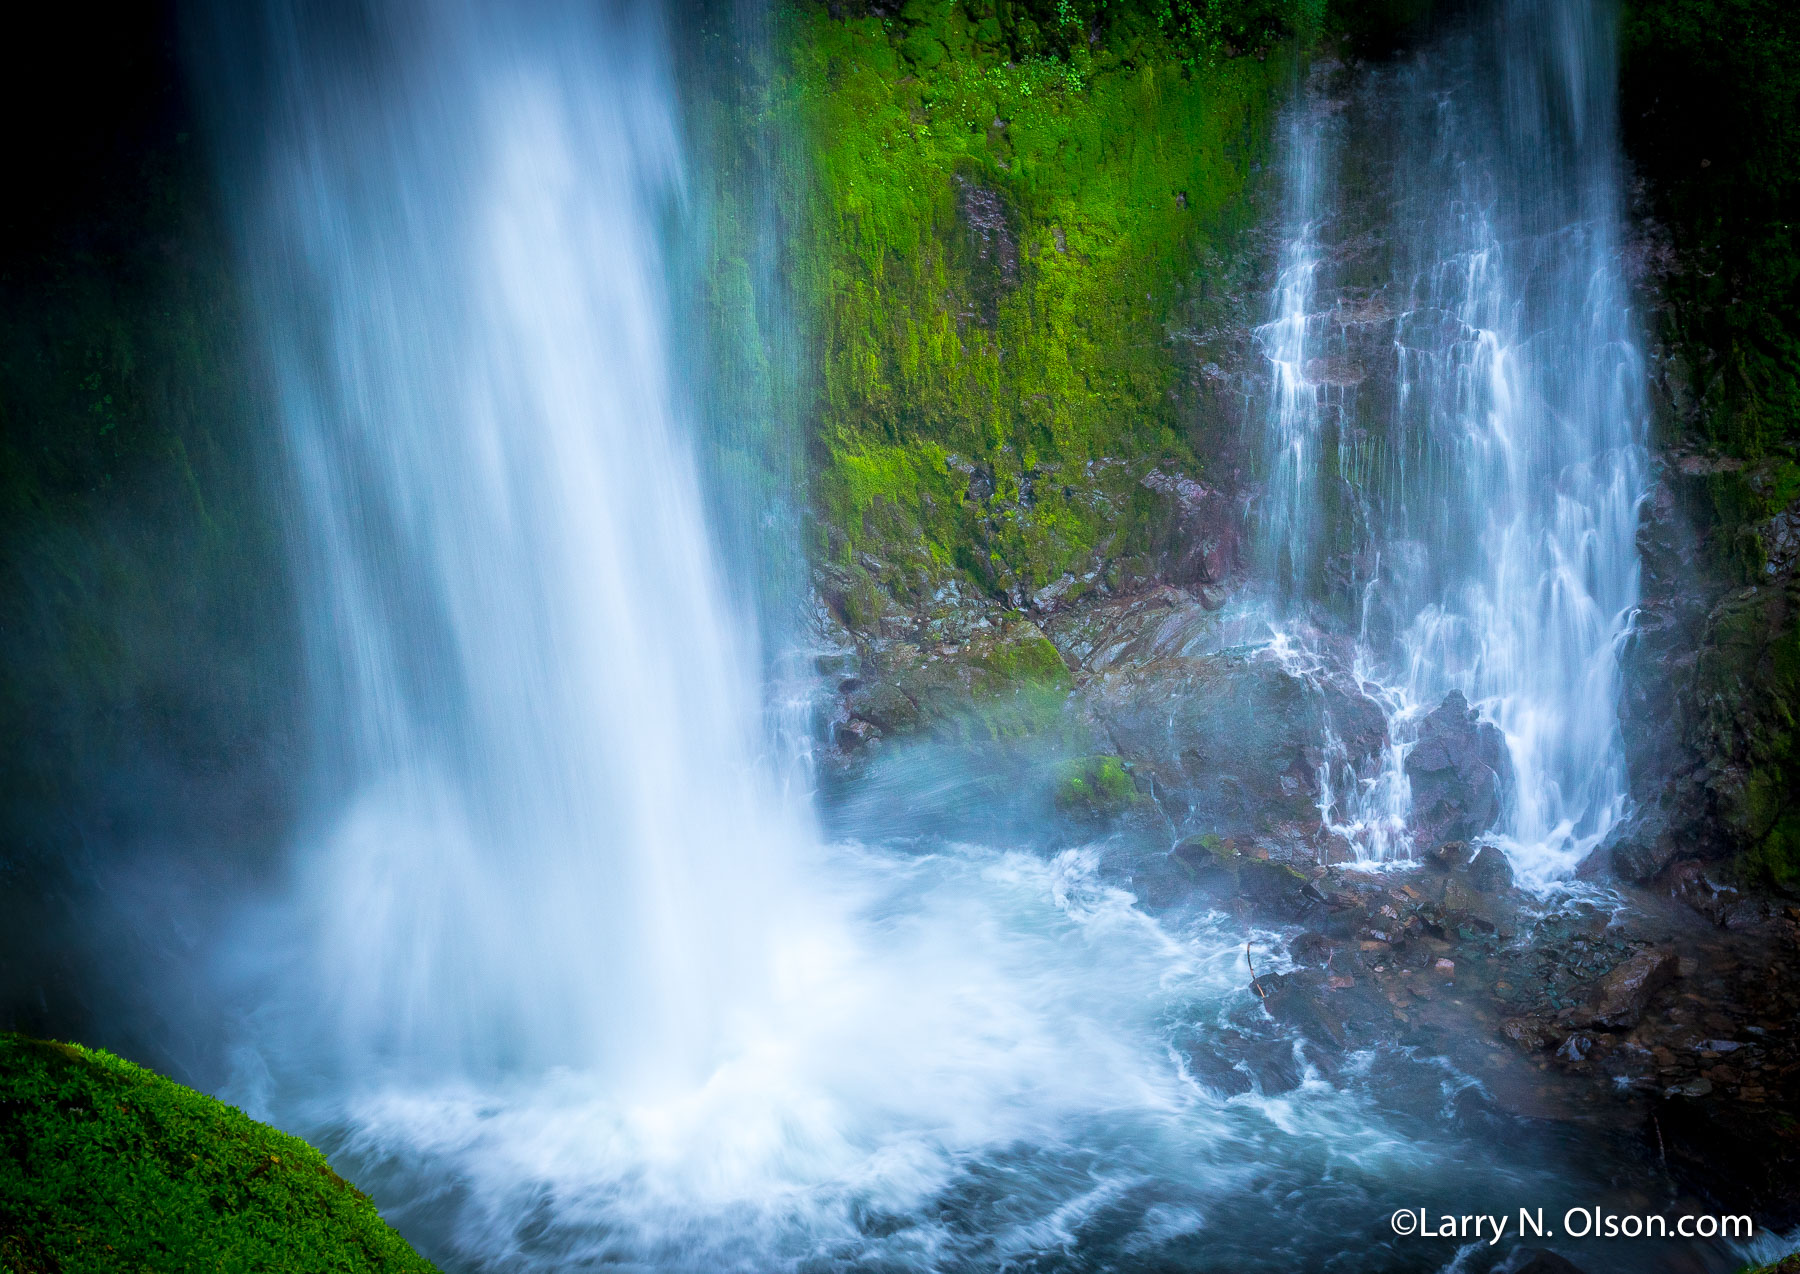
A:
1254 0 1649 884
185 1 1661 1267
233 0 808 1092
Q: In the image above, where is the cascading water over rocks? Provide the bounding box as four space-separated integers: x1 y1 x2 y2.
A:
1253 0 1649 885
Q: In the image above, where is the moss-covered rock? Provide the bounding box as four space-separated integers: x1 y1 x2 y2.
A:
788 0 1307 617
1690 577 1800 888
0 1034 434 1273
831 615 1076 753
1053 753 1138 818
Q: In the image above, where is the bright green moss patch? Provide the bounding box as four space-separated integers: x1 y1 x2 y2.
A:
788 0 1303 608
0 1035 435 1273
1054 753 1139 817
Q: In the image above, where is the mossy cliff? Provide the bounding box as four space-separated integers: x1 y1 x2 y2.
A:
0 1034 434 1272
787 0 1328 631
1614 0 1800 890
780 1 1432 760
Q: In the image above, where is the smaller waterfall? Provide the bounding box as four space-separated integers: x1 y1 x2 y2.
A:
1253 0 1649 883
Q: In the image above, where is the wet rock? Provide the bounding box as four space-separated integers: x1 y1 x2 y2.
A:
1603 804 1684 882
1467 844 1514 893
1089 650 1386 840
1501 1016 1558 1051
1138 471 1238 596
1555 1033 1595 1063
1238 857 1317 919
1588 947 1678 1029
1236 1037 1307 1095
1424 874 1514 940
1169 834 1238 888
1182 1045 1254 1098
1261 970 1350 1049
1404 690 1513 848
1292 932 1333 965
1668 859 1747 927
1509 1251 1587 1274
1167 836 1315 918
1426 840 1474 869
1053 755 1138 821
1660 1089 1800 1228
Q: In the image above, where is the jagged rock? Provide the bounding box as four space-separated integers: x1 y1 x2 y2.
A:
1467 844 1514 893
1587 947 1678 1029
1405 690 1513 848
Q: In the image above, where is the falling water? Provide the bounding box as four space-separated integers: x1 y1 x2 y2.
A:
1254 0 1649 884
232 0 810 1092
191 0 1680 1269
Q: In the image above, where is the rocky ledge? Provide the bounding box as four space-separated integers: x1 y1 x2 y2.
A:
809 503 1800 1239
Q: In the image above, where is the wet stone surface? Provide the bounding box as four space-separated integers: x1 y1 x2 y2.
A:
1127 829 1800 1232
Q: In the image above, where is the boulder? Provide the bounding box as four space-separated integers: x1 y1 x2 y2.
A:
1466 844 1514 893
1089 651 1387 841
1510 1250 1587 1274
1587 947 1678 1029
1426 839 1474 869
1405 690 1513 848
1167 835 1316 918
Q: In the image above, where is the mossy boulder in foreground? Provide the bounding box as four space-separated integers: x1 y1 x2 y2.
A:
0 1034 435 1273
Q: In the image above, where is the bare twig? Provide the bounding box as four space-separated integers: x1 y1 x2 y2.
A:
1246 940 1267 999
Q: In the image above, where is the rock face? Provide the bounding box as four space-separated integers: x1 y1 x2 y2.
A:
1603 804 1685 882
1404 690 1513 849
1137 472 1238 608
1086 647 1387 843
1613 452 1800 890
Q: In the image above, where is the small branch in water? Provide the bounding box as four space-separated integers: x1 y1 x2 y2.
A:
1246 940 1268 999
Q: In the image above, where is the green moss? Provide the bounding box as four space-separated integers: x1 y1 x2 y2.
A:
787 0 1303 606
1054 753 1139 817
0 1034 435 1272
1691 579 1800 888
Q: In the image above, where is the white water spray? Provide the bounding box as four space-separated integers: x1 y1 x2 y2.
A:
1254 0 1649 884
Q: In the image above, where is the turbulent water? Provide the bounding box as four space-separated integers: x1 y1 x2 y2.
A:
1253 0 1649 885
192 1 1711 1271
